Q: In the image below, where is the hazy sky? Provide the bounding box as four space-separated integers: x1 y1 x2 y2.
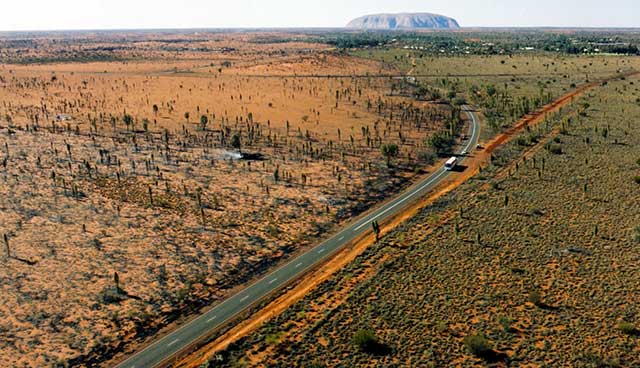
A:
0 0 637 31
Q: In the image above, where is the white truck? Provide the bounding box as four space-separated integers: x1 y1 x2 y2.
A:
444 157 458 171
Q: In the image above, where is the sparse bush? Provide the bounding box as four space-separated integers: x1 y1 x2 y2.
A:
427 132 454 154
265 332 282 345
559 125 569 135
418 151 437 165
545 143 563 155
633 176 640 185
380 143 399 167
463 334 493 357
353 329 377 352
230 134 241 151
617 322 637 335
199 115 208 130
498 316 515 333
528 289 543 307
528 134 540 144
435 321 448 333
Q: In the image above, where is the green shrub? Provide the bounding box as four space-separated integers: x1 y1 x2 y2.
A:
617 322 637 335
265 332 282 345
498 316 515 333
545 143 562 155
463 334 493 357
435 321 448 333
353 329 377 351
427 132 454 154
528 290 543 307
418 151 437 165
634 176 640 185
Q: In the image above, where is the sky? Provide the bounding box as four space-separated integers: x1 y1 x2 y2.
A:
0 0 638 31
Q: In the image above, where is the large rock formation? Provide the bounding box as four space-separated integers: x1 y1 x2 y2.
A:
347 13 460 30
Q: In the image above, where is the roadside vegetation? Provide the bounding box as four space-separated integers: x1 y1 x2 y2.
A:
1 29 639 367
0 30 468 366
211 63 640 367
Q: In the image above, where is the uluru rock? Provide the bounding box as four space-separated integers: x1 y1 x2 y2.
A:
347 13 460 30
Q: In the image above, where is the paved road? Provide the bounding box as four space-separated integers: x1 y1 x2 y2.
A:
115 107 481 368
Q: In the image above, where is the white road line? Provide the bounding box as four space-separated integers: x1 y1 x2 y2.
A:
206 315 217 323
115 110 480 368
353 170 447 232
240 295 249 302
338 236 345 241
269 278 278 284
353 109 477 234
317 248 325 254
167 339 179 347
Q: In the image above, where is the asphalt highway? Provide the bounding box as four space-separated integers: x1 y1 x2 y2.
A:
115 106 480 368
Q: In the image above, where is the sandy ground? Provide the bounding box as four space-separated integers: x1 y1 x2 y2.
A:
183 70 636 367
0 32 455 367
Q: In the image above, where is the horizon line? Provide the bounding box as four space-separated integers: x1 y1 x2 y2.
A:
2 26 640 34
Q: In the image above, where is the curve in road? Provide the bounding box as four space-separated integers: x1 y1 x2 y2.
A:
115 106 480 368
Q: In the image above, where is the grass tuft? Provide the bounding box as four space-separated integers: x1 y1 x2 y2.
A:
463 334 493 357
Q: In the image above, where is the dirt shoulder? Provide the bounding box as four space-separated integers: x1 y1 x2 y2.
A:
175 70 638 368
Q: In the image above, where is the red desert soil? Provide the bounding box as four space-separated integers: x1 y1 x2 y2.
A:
1 34 461 367
175 70 637 368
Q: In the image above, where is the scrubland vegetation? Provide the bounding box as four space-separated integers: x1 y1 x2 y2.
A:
211 44 640 367
1 29 640 367
0 31 466 366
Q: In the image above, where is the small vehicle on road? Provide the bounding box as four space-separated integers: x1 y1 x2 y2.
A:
476 144 483 150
